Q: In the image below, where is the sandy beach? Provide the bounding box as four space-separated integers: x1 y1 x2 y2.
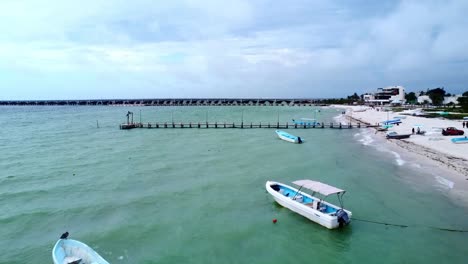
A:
331 105 468 184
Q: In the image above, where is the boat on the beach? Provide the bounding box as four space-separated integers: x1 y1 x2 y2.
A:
266 180 352 229
451 137 468 144
386 131 411 139
52 232 110 264
381 118 402 125
376 124 393 131
276 130 303 143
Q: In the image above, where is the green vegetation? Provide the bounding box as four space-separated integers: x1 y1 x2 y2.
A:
426 87 446 106
458 91 468 112
405 92 417 104
424 113 467 120
321 92 364 105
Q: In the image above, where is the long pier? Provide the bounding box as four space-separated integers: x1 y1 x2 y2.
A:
120 122 373 130
0 98 324 106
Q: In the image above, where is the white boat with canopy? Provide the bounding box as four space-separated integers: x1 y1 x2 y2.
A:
266 180 352 229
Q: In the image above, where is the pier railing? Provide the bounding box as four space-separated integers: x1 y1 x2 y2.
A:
120 122 373 130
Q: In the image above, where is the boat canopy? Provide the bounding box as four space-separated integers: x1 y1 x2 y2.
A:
292 180 345 196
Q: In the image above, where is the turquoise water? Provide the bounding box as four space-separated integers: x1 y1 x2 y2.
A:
1 106 467 264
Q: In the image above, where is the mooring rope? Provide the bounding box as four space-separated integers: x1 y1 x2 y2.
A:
353 218 468 232
353 218 408 228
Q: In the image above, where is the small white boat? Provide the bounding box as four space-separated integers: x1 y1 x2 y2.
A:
53 233 109 264
275 130 303 143
451 137 468 144
386 131 411 139
266 180 352 229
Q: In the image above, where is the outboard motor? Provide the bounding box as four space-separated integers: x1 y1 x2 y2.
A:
336 209 350 227
298 137 303 144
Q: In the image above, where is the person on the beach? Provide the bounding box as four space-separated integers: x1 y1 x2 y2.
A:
412 128 415 134
417 127 420 134
463 121 466 128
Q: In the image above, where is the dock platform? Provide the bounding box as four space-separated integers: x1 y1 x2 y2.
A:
120 122 374 130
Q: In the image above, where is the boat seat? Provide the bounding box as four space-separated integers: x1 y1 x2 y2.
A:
63 256 82 264
292 195 303 203
312 200 320 210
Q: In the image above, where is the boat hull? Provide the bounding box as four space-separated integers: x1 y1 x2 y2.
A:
266 181 352 229
276 130 301 143
451 137 468 144
386 134 411 139
53 239 110 264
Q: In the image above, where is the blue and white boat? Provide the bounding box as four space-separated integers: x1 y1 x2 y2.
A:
381 118 401 125
266 180 352 229
53 233 109 264
276 130 303 143
451 137 468 144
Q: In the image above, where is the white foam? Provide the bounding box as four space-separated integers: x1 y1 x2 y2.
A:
353 129 374 146
435 176 454 189
390 151 405 166
359 135 374 146
118 256 124 260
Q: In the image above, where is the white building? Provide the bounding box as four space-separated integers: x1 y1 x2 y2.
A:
417 95 431 104
364 86 406 105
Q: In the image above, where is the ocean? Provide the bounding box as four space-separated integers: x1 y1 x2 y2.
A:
1 106 467 264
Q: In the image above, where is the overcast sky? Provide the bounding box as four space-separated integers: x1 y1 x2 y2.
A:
1 0 468 99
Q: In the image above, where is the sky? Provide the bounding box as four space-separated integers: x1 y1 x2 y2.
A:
1 0 468 100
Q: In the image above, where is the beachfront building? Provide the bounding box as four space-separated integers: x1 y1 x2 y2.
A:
363 85 406 105
417 95 431 104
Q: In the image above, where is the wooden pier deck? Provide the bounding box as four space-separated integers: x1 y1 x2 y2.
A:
120 122 375 130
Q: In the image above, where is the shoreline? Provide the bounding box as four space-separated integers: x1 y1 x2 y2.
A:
330 105 468 193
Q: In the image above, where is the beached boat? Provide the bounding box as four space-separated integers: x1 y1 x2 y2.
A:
276 130 303 143
386 131 411 139
53 233 109 264
376 124 393 131
451 137 468 144
381 118 401 125
266 180 352 229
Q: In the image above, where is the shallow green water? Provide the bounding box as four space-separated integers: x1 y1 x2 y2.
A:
0 106 467 264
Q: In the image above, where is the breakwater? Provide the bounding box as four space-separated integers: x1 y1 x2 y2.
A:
0 98 322 106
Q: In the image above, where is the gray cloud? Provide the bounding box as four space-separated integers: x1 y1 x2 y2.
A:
0 0 467 99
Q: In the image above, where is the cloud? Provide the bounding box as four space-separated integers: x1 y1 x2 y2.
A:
0 0 468 99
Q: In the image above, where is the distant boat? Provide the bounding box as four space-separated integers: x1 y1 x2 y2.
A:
292 118 320 127
276 130 303 143
52 233 110 264
386 131 411 139
381 118 402 125
376 124 393 131
451 137 468 144
266 180 352 229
